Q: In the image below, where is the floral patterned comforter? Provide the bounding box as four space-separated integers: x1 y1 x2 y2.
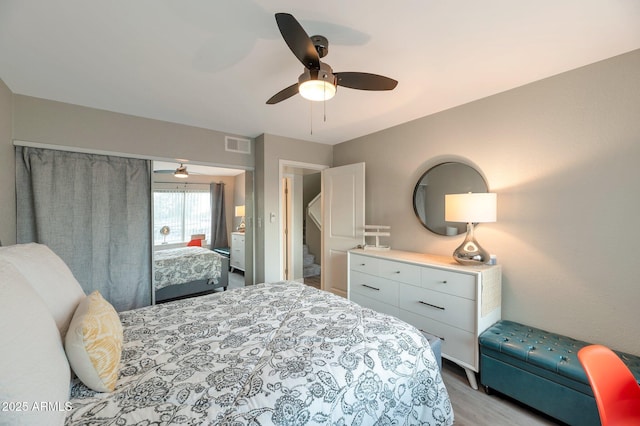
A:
154 246 223 290
66 282 453 425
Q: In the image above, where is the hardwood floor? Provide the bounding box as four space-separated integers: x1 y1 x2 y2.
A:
303 274 321 289
441 360 562 425
227 270 244 289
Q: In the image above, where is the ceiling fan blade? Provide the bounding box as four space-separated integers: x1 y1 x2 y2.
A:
266 83 299 104
335 72 398 91
275 13 320 70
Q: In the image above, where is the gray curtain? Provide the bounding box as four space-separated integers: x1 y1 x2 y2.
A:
210 182 228 248
16 146 152 311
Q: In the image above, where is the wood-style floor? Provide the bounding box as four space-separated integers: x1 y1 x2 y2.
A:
442 360 562 425
303 274 321 289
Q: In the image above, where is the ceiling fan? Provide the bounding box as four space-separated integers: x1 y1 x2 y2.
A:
154 163 192 178
266 13 398 105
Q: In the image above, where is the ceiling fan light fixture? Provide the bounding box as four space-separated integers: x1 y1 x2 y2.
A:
299 79 336 101
298 63 336 102
174 164 189 178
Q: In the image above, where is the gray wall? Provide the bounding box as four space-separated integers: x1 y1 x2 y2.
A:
334 49 640 354
255 135 266 282
12 95 254 170
255 133 332 283
233 172 246 231
0 79 14 246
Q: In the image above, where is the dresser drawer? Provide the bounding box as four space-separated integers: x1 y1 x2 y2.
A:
349 270 398 306
421 267 476 300
398 310 476 368
350 254 378 275
378 258 421 285
351 292 400 318
399 285 475 332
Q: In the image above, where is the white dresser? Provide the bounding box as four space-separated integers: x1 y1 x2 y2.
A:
230 232 245 272
348 248 501 389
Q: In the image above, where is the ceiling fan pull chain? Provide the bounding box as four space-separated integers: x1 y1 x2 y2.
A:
323 85 327 122
310 101 313 135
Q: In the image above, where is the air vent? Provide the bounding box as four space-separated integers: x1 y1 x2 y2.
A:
225 136 251 154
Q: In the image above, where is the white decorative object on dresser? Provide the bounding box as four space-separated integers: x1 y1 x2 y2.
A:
347 248 501 389
230 232 245 272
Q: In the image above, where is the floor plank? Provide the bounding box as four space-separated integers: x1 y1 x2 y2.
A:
303 274 321 289
441 360 562 425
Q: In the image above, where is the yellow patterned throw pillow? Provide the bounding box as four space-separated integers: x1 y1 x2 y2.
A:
65 291 123 392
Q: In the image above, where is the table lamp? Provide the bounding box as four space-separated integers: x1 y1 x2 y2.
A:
445 192 497 265
235 205 246 232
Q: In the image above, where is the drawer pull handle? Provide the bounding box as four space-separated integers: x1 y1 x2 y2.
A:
439 280 447 284
420 329 445 342
362 284 380 291
418 301 445 311
394 271 401 274
360 263 366 266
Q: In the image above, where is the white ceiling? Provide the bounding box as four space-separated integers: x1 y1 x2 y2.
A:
1 1 639 145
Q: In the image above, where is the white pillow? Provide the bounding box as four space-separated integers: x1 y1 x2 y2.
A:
65 291 123 392
0 243 85 340
0 260 71 426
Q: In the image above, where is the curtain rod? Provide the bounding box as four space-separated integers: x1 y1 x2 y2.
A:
14 140 254 172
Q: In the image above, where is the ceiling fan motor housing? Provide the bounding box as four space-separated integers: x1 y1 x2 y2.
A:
298 61 336 86
311 35 329 58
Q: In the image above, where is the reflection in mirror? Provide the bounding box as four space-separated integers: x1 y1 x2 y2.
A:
152 161 254 297
413 162 488 236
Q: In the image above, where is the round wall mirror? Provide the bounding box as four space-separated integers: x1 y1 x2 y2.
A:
413 162 488 236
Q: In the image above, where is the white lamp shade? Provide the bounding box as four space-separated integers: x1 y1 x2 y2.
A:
445 193 497 223
235 205 245 217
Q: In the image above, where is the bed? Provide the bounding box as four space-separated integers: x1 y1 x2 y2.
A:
154 246 229 302
0 243 454 426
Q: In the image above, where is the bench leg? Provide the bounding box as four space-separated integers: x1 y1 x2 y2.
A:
464 368 479 390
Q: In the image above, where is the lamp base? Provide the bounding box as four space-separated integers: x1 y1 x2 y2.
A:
452 223 490 266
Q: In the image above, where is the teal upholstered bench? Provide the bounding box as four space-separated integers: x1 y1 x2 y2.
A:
479 320 640 426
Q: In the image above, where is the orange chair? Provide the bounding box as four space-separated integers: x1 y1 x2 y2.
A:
577 344 640 426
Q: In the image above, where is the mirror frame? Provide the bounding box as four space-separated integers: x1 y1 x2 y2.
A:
412 162 489 236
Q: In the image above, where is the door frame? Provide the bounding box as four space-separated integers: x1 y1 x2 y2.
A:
278 160 328 281
281 175 292 280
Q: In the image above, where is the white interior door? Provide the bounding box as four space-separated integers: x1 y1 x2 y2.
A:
322 163 365 297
